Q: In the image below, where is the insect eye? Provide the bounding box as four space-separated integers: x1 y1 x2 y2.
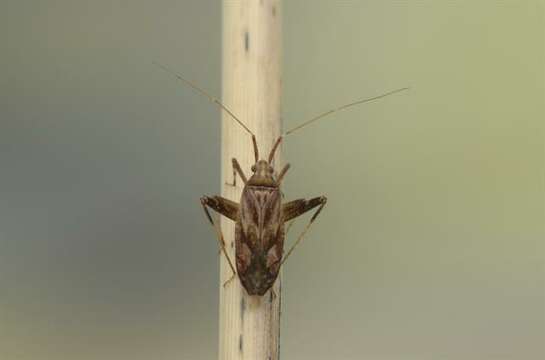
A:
251 165 256 172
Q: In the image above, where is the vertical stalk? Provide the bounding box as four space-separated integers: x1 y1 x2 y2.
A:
219 1 282 360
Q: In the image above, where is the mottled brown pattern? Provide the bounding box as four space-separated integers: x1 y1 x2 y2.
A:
201 151 327 296
237 185 284 295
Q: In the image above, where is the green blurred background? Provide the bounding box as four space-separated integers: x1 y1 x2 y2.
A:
1 1 543 359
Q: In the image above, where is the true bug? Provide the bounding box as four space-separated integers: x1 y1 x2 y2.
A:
156 62 407 296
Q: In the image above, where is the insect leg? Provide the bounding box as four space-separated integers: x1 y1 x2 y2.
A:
276 163 290 184
280 196 327 267
285 219 296 236
225 158 248 187
223 272 236 288
282 196 326 222
270 288 277 301
200 196 238 279
201 195 239 221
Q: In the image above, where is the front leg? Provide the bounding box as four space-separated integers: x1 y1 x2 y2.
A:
225 158 248 187
276 163 290 185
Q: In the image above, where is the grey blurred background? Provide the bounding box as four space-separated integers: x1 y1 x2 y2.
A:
1 1 543 359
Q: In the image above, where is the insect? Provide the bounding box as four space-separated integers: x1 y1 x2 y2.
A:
155 62 408 296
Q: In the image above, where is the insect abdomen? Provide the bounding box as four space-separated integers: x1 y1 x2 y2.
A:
236 186 284 295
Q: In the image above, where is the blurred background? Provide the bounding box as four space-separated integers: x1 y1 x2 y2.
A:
1 1 543 359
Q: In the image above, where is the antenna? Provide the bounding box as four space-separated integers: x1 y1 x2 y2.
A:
153 62 255 137
156 62 408 163
284 87 409 136
266 87 410 162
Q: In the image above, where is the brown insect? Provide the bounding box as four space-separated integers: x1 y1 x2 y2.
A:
202 135 327 296
156 62 408 296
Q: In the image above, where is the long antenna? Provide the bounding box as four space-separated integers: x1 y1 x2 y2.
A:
153 61 255 137
284 87 409 136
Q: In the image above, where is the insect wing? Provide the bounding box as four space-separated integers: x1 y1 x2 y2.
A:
236 186 284 295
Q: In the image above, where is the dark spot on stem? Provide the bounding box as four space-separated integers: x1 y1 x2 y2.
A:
272 5 276 17
239 334 243 352
244 31 249 52
240 298 246 321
